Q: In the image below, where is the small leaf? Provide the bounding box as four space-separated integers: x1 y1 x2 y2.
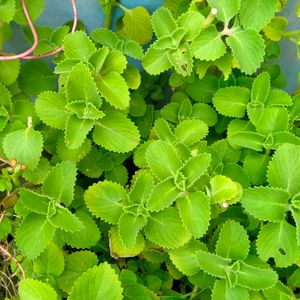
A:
101 50 127 75
129 172 154 205
3 127 43 170
264 16 288 42
207 0 240 23
120 6 152 45
0 0 16 23
251 72 271 103
226 29 265 75
69 263 123 300
0 82 12 111
228 131 265 151
93 111 140 153
84 180 127 224
14 0 44 24
265 89 293 106
0 59 20 86
213 86 250 118
191 26 226 61
144 207 191 249
216 220 250 260
19 279 58 300
212 279 249 300
146 140 182 180
151 7 177 38
154 118 176 144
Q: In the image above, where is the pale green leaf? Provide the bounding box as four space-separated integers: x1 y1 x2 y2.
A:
212 280 249 300
43 161 77 206
291 203 300 245
151 7 177 38
123 40 144 59
14 0 44 24
91 28 119 48
213 86 250 118
120 6 152 44
264 16 288 42
226 29 265 75
33 241 64 277
207 0 240 23
144 207 191 249
228 131 265 151
251 72 270 103
0 59 20 86
0 82 11 111
35 91 68 130
265 89 293 107
54 59 80 74
215 53 233 81
216 220 250 260
177 192 210 238
84 180 127 224
129 172 154 205
3 127 43 170
191 103 218 126
241 187 289 222
89 47 110 74
96 71 130 110
93 111 140 153
0 0 16 23
100 50 127 75
123 65 141 90
239 0 280 31
153 118 176 144
191 26 226 61
16 213 55 259
256 221 299 267
267 144 300 196
57 251 98 293
19 279 58 300
69 263 123 300
146 140 182 180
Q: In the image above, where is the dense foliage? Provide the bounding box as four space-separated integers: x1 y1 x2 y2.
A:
1 0 300 299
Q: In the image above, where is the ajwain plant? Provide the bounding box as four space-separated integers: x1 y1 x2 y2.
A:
0 0 300 299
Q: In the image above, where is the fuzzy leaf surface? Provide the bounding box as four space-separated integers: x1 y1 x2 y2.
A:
19 279 58 300
212 280 249 300
151 7 177 38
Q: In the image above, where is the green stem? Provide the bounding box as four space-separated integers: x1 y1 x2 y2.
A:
283 29 300 38
104 7 113 29
116 2 129 13
0 19 3 51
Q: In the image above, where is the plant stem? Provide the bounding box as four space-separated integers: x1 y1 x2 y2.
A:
116 2 129 13
283 29 300 38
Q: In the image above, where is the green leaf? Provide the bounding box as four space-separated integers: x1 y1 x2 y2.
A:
100 50 127 75
96 71 130 110
144 207 191 249
129 172 154 205
93 111 140 153
33 241 64 277
226 29 265 75
89 47 110 74
291 204 300 245
123 65 141 90
57 251 98 293
191 26 226 61
0 0 15 23
65 114 94 149
216 220 250 260
3 127 43 170
35 91 68 130
43 161 77 206
66 62 102 106
123 40 144 59
191 103 218 126
54 59 80 74
118 212 147 249
239 0 279 31
142 44 172 75
267 144 300 196
19 188 50 215
236 261 278 290
16 213 55 259
241 187 289 222
63 31 96 62
212 280 249 300
60 210 101 249
146 140 182 180
213 86 250 118
175 119 208 146
0 82 11 111
256 221 299 267
154 118 176 144
228 131 265 151
48 205 84 232
14 0 43 23
69 263 123 300
19 60 56 96
196 249 232 278
265 89 293 106
251 72 270 103
120 6 152 45
169 240 206 276
19 279 58 300
91 28 119 48
0 59 20 86
147 178 181 212
84 180 127 224
263 16 288 42
177 192 210 238
207 0 240 23
151 7 177 38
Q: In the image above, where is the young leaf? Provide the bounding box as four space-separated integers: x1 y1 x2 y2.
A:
129 172 154 205
3 127 43 170
43 161 77 206
251 72 270 103
216 220 250 261
0 0 16 23
191 26 226 61
256 221 299 267
151 7 177 38
144 207 191 249
35 91 68 129
0 82 12 111
265 89 293 106
241 187 289 222
239 0 279 31
263 17 288 42
57 251 98 293
177 191 210 238
213 86 250 118
84 180 127 224
146 140 182 180
228 131 265 151
69 263 123 300
212 279 249 300
19 279 58 300
16 213 55 259
101 50 127 75
207 0 240 23
154 118 176 144
226 29 265 75
267 144 300 196
0 59 20 86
